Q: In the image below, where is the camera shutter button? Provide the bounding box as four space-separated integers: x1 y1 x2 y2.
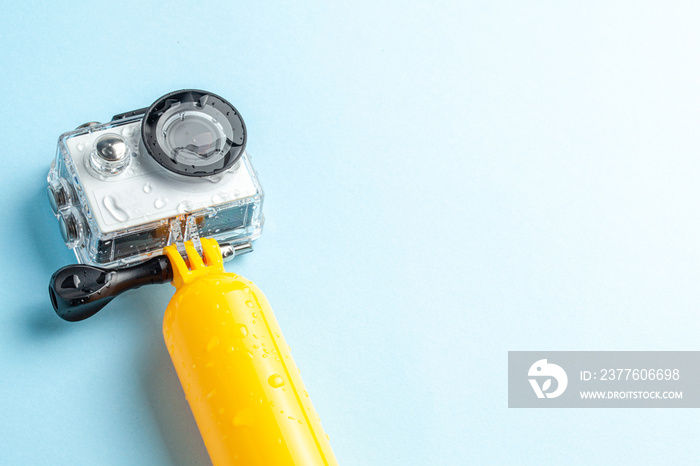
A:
90 134 131 176
96 135 128 161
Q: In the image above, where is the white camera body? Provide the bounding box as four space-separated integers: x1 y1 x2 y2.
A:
47 90 264 268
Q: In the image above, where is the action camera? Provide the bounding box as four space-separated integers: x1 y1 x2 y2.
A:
45 90 339 465
47 89 264 268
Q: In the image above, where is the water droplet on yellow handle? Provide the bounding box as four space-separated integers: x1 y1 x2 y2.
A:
232 408 255 427
206 336 219 352
268 374 284 388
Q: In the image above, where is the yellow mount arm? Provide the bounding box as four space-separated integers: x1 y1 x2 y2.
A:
163 238 338 465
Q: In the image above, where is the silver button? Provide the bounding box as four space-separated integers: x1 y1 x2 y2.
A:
95 134 128 162
89 133 131 176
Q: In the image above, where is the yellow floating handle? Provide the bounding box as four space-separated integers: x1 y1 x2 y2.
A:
163 239 338 465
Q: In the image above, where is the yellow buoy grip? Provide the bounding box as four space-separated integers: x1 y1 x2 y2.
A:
162 239 338 466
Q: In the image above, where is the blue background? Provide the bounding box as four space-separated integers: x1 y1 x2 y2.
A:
2 1 700 464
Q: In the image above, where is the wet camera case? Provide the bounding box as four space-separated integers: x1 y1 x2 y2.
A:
47 89 264 268
45 91 340 465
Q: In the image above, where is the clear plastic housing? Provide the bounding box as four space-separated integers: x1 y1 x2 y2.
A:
47 114 264 268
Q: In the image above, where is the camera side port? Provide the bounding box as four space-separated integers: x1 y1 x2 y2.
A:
47 178 74 214
58 206 85 247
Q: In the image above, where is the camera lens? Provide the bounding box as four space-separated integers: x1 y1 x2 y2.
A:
159 111 224 162
142 90 246 177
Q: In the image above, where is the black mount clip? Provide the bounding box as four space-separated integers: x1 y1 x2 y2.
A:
49 256 173 322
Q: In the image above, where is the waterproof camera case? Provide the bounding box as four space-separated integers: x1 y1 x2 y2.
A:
46 90 339 465
47 89 264 268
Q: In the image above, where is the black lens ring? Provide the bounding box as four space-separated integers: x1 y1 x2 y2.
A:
141 89 246 177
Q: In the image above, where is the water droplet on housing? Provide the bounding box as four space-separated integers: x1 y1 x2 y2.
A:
177 201 193 213
103 195 128 221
